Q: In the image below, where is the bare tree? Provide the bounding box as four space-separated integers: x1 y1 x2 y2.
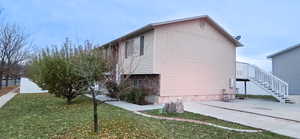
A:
73 41 109 133
103 44 141 97
0 24 28 89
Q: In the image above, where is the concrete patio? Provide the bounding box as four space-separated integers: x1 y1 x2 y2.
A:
199 97 300 122
184 97 300 138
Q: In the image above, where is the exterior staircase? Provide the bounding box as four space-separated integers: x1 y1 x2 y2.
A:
236 62 293 103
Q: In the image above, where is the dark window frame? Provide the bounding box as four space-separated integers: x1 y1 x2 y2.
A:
140 36 144 56
125 42 128 58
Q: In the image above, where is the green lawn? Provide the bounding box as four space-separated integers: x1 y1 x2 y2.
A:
0 94 290 139
143 109 256 130
236 94 278 101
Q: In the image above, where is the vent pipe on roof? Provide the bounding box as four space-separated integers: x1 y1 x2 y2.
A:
235 35 242 40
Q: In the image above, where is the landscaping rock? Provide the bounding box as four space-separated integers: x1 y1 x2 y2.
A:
163 99 184 113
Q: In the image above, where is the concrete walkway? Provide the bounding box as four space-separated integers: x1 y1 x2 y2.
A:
184 101 300 138
91 95 263 133
134 111 262 133
20 78 48 93
91 94 300 137
89 94 164 111
0 88 18 108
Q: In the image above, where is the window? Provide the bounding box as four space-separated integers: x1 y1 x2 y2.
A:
105 47 108 59
125 39 134 58
140 36 144 56
133 79 142 88
125 43 128 58
133 80 139 88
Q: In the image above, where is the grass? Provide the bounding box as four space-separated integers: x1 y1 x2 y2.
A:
236 94 278 101
143 109 256 130
0 93 290 139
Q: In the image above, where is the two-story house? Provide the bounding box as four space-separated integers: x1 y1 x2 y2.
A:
100 15 242 104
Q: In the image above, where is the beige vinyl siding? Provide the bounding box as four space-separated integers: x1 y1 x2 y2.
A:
118 30 154 75
153 19 236 97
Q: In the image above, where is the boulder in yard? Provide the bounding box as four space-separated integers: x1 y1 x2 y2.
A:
163 99 184 113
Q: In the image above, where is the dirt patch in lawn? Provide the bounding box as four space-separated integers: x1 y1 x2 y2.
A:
0 86 18 97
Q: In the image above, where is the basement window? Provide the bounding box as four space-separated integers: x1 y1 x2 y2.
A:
133 79 141 88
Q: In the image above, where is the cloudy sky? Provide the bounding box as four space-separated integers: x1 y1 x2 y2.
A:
1 0 299 71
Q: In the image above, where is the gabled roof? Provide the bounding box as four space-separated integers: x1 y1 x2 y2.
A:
267 43 300 58
100 15 243 47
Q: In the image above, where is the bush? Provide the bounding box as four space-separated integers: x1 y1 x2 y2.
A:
120 88 149 105
105 81 120 98
28 53 87 104
27 39 104 104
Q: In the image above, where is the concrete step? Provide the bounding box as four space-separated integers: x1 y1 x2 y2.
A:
251 79 287 103
285 99 295 104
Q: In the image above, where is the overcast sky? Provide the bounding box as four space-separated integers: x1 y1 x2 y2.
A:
1 0 299 71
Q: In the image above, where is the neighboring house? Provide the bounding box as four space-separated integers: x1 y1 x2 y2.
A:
267 44 300 95
100 15 243 104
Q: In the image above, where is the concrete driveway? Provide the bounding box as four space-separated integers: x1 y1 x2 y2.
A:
200 98 300 122
291 95 300 103
184 97 300 138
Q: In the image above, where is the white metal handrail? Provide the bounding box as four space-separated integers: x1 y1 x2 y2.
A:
236 62 289 100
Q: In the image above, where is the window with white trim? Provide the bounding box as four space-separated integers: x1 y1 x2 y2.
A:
125 39 134 58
